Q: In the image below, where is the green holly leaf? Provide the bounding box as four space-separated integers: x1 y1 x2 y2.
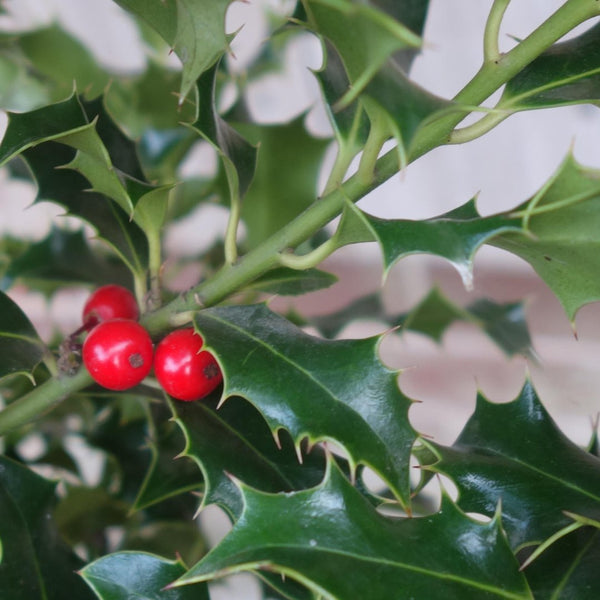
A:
358 152 600 320
1 93 153 277
60 127 134 216
176 460 531 599
85 397 201 531
360 57 451 155
80 96 146 182
193 303 416 509
307 0 446 176
171 394 330 518
1 227 131 293
0 93 87 161
131 183 172 249
244 266 337 296
427 382 600 549
0 456 95 599
238 117 330 249
0 93 146 191
1 94 163 234
523 527 600 599
132 413 202 512
189 62 258 215
259 575 314 600
491 154 600 321
15 142 148 277
0 290 46 383
502 21 600 110
404 288 490 341
361 198 522 289
80 552 208 600
304 0 421 103
113 0 235 103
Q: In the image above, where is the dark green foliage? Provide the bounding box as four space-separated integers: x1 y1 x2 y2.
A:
0 456 95 599
194 304 416 509
426 382 600 549
179 461 530 599
1 2 600 599
80 552 209 599
0 291 46 383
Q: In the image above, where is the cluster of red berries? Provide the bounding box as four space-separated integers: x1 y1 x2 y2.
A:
80 284 222 401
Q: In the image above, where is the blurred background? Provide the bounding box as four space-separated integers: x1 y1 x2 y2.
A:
1 1 599 596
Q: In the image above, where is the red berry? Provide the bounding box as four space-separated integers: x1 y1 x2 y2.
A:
154 328 222 402
82 284 139 330
83 319 153 390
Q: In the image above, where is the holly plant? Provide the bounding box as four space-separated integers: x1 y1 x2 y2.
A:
2 1 600 599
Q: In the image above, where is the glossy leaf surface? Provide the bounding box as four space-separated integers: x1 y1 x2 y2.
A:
81 552 207 600
171 394 329 518
492 155 600 320
362 198 521 288
193 304 416 508
361 153 600 319
178 461 531 599
428 382 600 549
0 94 88 162
0 456 94 599
503 22 600 110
